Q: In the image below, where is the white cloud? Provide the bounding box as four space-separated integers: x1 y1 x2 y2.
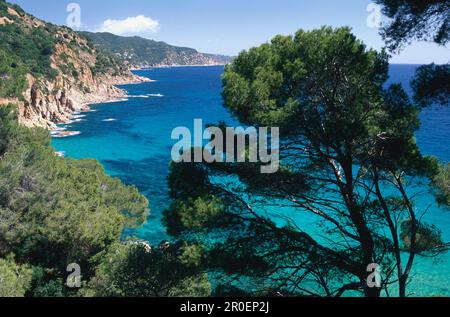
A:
98 15 159 35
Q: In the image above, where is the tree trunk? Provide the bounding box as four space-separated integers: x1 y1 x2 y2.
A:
399 275 407 297
364 286 381 298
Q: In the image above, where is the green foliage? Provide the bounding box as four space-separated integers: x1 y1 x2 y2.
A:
0 104 149 291
26 266 66 297
222 27 389 128
0 23 57 80
0 0 9 14
0 104 207 297
92 50 122 76
411 64 450 107
84 242 211 297
400 220 446 255
0 0 25 16
0 0 129 93
432 163 450 206
166 27 443 297
164 194 224 237
375 0 449 52
0 49 27 99
0 254 32 297
82 32 196 66
375 2 449 110
81 31 231 66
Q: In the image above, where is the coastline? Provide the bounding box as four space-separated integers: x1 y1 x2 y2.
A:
131 63 228 71
47 73 151 136
50 65 219 137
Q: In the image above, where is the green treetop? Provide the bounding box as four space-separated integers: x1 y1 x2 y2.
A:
165 27 447 297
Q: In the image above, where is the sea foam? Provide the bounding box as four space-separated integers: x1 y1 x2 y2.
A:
52 131 81 138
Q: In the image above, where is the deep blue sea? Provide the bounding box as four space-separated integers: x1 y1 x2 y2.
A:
52 65 450 296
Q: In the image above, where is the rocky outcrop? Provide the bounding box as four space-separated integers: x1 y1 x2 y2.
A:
16 69 149 130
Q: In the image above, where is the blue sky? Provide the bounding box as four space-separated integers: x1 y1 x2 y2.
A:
8 0 449 64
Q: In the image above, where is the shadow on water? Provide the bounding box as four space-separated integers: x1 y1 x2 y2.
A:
103 153 172 243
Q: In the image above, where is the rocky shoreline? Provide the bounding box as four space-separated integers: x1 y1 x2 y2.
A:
49 71 152 138
0 71 151 131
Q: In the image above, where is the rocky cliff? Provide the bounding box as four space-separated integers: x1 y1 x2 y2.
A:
0 1 149 130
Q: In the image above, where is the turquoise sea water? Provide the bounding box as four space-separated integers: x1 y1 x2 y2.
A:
52 65 450 296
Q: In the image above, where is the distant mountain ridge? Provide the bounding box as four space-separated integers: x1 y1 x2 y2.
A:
81 32 232 68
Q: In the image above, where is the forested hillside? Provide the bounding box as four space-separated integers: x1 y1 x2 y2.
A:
82 31 232 67
0 0 146 129
0 104 210 297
